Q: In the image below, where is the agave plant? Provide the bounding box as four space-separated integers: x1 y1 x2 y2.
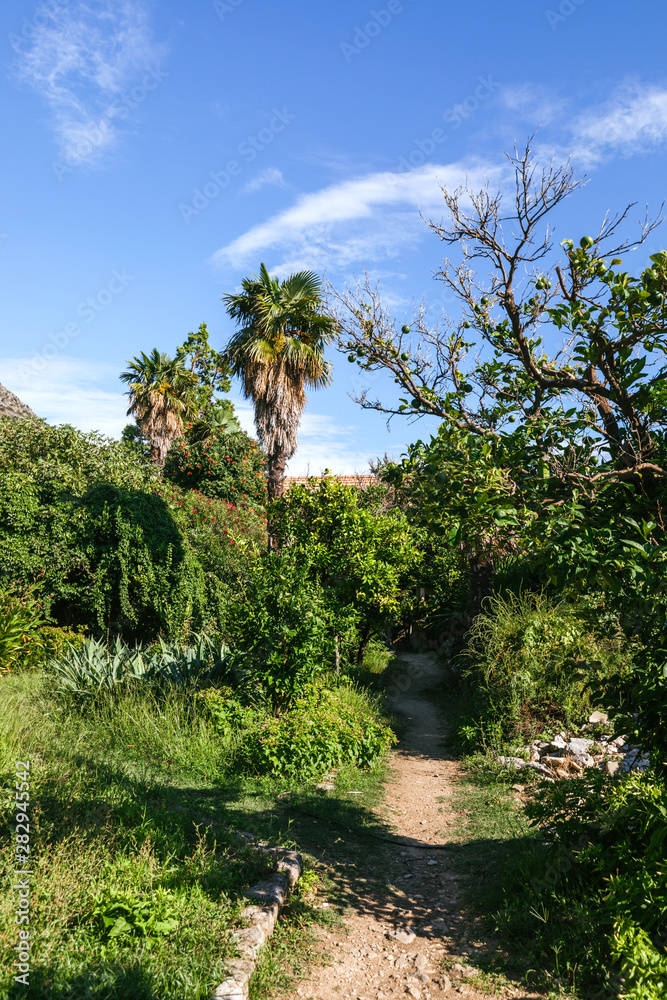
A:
148 634 230 686
50 634 230 696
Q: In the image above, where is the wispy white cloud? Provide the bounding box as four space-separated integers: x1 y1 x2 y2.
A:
242 167 288 194
498 83 568 125
288 412 382 475
14 1 167 167
570 82 667 165
1 357 128 438
211 160 502 274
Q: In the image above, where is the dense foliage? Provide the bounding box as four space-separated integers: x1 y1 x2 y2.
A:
225 549 335 710
271 477 419 660
0 420 264 643
202 683 396 778
164 428 266 508
330 147 667 996
462 591 630 736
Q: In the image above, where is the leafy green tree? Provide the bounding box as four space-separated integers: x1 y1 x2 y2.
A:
223 264 335 501
331 141 667 623
120 349 198 465
227 549 334 711
164 428 266 508
271 477 419 662
174 322 235 435
0 420 264 643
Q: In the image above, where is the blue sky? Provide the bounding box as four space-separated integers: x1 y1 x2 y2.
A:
2 0 667 473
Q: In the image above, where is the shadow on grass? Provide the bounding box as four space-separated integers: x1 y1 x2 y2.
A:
4 962 159 1000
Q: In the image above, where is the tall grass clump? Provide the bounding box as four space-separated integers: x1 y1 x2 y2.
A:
461 590 630 738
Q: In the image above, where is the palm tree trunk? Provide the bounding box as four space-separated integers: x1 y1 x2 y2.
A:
267 450 287 501
266 450 287 550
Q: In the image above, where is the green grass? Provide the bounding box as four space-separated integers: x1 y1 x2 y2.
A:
0 676 276 1000
0 651 397 1000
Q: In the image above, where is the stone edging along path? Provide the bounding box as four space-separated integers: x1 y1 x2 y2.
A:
210 847 303 1000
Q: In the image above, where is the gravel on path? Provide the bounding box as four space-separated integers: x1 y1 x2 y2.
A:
284 653 543 1000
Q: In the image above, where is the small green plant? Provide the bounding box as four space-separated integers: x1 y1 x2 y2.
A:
612 917 667 1000
0 584 48 672
198 686 259 729
88 890 180 941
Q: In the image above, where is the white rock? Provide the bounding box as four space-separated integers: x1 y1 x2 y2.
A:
589 711 609 724
388 927 416 945
431 918 449 933
566 737 593 754
496 756 525 769
525 761 555 779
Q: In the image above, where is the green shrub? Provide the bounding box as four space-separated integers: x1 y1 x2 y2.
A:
597 656 667 779
227 551 334 710
0 584 46 672
164 429 266 509
517 770 667 996
613 918 667 1000
271 477 419 662
0 584 84 672
202 685 396 778
462 590 629 734
0 420 264 643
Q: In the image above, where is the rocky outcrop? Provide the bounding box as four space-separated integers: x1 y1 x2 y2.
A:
0 383 38 421
497 712 651 780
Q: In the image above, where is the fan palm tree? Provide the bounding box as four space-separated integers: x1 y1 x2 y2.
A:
120 349 198 465
223 264 335 500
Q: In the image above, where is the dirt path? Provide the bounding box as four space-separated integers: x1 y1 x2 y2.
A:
285 654 540 1000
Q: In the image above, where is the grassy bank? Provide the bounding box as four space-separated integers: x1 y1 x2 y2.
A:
0 655 394 1000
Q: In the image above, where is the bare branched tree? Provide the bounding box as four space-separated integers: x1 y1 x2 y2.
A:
329 139 665 490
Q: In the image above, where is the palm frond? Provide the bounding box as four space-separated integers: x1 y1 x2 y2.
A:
222 263 334 488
